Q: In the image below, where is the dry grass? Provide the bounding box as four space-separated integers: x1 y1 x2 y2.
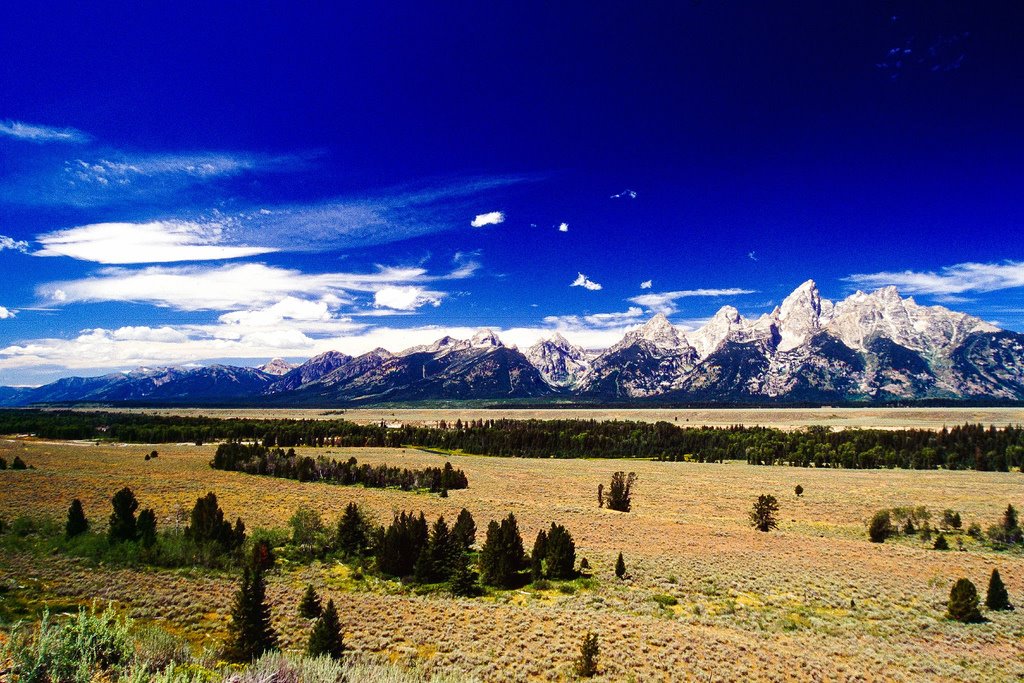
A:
2 437 1023 681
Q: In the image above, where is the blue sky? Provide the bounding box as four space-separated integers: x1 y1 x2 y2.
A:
2 2 1023 385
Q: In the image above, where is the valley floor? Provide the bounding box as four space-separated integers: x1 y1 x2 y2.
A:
1 438 1023 681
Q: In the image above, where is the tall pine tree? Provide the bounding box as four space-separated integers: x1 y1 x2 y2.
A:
307 599 345 659
65 499 88 538
986 569 1013 611
226 567 278 661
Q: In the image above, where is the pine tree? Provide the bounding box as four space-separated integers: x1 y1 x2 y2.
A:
574 631 599 678
299 583 322 619
985 569 1013 611
615 552 626 580
336 502 370 557
545 523 576 580
448 551 480 597
426 515 454 582
185 492 237 550
606 472 637 512
479 513 526 588
531 530 548 581
137 508 157 548
749 494 780 532
946 578 984 623
307 599 345 659
226 567 278 662
451 508 476 551
65 498 88 538
933 533 950 550
108 487 139 543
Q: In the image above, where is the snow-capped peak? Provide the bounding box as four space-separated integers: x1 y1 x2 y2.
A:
775 279 830 352
636 313 682 348
259 358 296 376
526 333 589 387
471 329 504 348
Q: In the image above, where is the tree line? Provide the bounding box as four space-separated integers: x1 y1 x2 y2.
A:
210 442 468 493
2 409 1024 471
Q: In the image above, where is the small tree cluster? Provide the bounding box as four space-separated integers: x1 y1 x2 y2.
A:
479 513 526 587
185 492 245 552
375 511 428 578
307 599 344 659
988 503 1022 545
530 523 576 581
108 487 157 545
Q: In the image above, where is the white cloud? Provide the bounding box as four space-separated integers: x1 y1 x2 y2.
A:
570 272 602 291
610 189 637 199
748 251 758 261
0 306 15 319
558 222 569 232
845 261 1024 295
543 307 645 330
470 211 505 228
63 152 291 186
0 235 29 253
37 261 468 312
0 120 90 144
373 286 444 311
629 288 756 314
640 280 652 289
35 220 277 264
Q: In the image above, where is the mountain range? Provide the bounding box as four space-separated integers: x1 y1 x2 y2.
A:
3 280 1023 406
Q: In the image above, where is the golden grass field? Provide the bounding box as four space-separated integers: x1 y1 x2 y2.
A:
76 405 1024 430
1 436 1023 681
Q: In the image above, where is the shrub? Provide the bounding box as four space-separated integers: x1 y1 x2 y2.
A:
942 509 962 530
11 455 27 470
65 498 89 538
574 631 599 678
289 506 326 553
794 484 803 497
132 624 191 674
653 593 679 607
606 472 637 512
3 604 133 682
306 599 344 660
967 522 983 539
946 578 984 623
986 569 1013 611
868 510 894 543
750 494 779 532
108 487 140 543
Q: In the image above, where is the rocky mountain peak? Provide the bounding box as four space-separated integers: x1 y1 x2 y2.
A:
636 313 681 348
259 358 295 376
471 329 504 348
776 279 828 352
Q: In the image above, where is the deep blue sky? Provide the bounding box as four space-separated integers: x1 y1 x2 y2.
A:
2 2 1023 384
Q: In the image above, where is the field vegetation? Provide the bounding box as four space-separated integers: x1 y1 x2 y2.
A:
1 430 1023 680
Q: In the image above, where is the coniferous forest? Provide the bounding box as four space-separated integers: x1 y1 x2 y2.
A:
1 410 1023 471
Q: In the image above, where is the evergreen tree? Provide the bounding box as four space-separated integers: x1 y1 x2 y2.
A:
108 487 139 543
137 508 157 548
185 492 238 550
226 567 278 661
933 533 950 550
606 472 637 512
615 552 626 580
307 599 345 659
985 569 1013 611
299 583 322 619
336 502 370 557
545 523 576 580
946 578 985 623
479 513 526 588
375 511 429 577
597 483 604 508
868 510 893 543
1003 503 1019 532
251 539 275 573
531 530 548 581
903 518 916 535
448 551 480 597
65 498 88 538
574 631 599 678
11 456 27 470
794 484 803 497
749 494 780 532
425 515 454 582
451 508 476 551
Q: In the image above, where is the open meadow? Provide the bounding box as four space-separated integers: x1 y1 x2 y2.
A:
1 434 1023 681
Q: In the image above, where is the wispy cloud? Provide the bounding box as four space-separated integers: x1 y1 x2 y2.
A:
0 120 90 144
35 220 277 264
63 152 293 186
543 307 645 330
748 251 758 261
373 286 444 311
629 287 756 314
470 211 504 228
0 235 29 253
570 272 602 291
845 261 1024 295
640 280 652 289
36 260 471 312
0 306 15 319
610 189 637 199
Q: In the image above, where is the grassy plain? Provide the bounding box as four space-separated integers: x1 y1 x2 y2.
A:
1 436 1023 681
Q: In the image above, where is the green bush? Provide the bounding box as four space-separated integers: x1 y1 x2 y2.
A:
652 594 679 607
3 604 133 683
131 624 192 674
